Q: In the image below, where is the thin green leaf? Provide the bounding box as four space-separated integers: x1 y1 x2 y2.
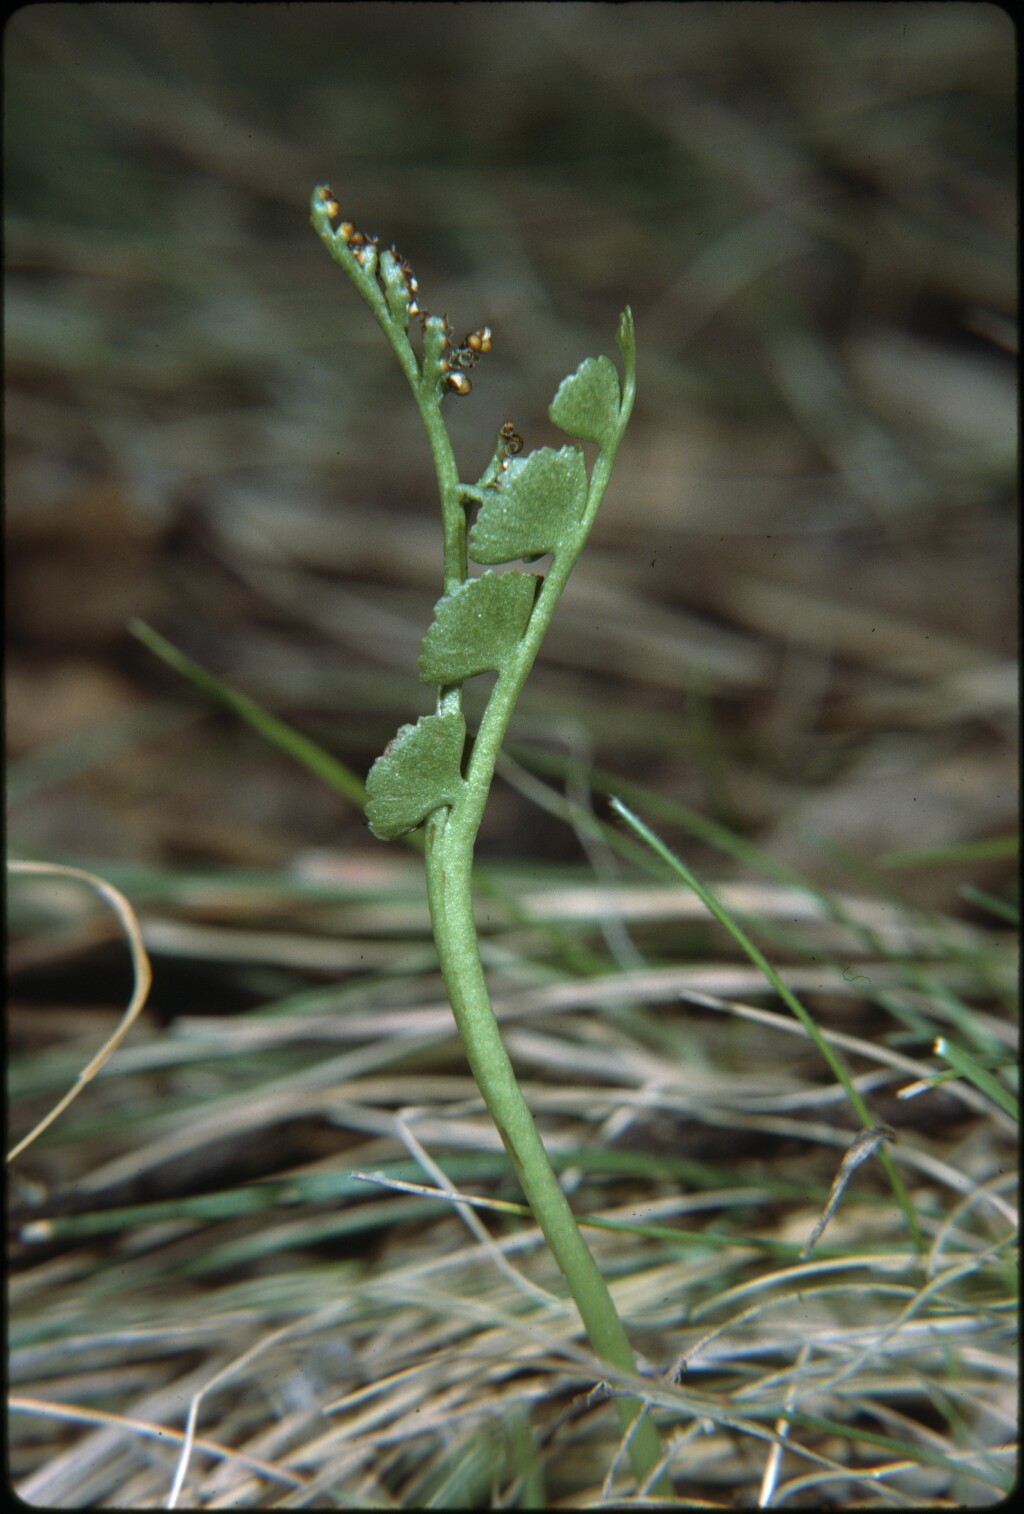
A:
958 883 1019 926
469 446 587 565
549 355 621 449
610 795 925 1252
935 1036 1019 1121
128 619 366 806
880 834 1019 867
418 571 539 685
365 710 466 840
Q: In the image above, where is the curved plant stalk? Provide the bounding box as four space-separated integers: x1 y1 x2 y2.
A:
311 187 667 1490
6 861 153 1163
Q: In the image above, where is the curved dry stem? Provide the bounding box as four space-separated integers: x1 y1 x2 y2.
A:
6 860 153 1163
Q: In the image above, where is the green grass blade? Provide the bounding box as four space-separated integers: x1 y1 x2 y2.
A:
879 835 1019 868
935 1036 1019 1121
128 618 367 807
609 796 925 1251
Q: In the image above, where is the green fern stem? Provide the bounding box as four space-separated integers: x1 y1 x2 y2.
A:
424 815 666 1486
311 187 665 1488
422 353 668 1488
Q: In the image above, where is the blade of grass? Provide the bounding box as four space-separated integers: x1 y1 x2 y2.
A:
958 883 1019 926
879 835 1019 868
934 1036 1019 1122
609 797 925 1251
128 619 367 808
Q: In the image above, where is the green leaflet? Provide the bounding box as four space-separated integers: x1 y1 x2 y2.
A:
549 354 621 450
418 571 539 685
365 710 466 840
616 306 636 373
469 446 588 565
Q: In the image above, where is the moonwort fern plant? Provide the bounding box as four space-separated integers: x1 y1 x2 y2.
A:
310 186 668 1491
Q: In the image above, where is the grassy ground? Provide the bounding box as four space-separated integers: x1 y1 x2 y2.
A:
6 5 1017 1506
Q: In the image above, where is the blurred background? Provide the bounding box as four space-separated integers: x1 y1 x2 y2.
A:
6 7 1018 1504
6 1 1015 901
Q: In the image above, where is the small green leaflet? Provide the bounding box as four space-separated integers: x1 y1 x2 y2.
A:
549 354 621 450
469 446 588 565
616 305 636 371
365 710 466 839
418 571 538 685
